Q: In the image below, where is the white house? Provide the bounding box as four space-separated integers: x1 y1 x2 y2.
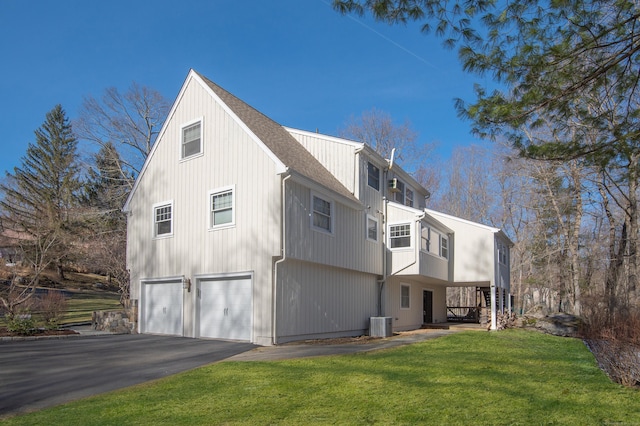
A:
124 69 512 345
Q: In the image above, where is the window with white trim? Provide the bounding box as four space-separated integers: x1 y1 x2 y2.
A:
390 223 411 248
367 161 380 191
312 193 333 233
441 235 449 259
422 225 449 259
209 186 234 228
393 179 405 204
498 242 508 265
421 225 430 252
153 202 173 238
366 214 378 242
181 120 202 159
401 284 410 309
405 188 414 207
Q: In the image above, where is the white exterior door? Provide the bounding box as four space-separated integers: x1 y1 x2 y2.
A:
197 277 252 341
142 280 183 336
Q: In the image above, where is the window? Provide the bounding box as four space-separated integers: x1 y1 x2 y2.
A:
181 120 202 159
401 284 410 309
498 242 508 265
421 225 430 252
367 162 380 190
366 214 378 242
312 194 333 233
405 188 414 207
390 223 411 248
394 179 405 204
210 187 234 228
441 236 449 259
422 225 449 259
153 202 173 237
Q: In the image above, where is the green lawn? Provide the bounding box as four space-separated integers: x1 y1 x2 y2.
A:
0 290 121 328
61 291 121 324
4 330 639 425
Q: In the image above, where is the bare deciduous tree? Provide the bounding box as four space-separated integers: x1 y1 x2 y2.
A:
75 82 170 180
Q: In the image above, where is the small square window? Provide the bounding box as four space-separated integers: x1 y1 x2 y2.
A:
367 162 380 191
312 194 333 233
366 214 378 242
401 284 410 309
153 202 173 237
210 187 234 228
182 121 202 159
390 223 411 248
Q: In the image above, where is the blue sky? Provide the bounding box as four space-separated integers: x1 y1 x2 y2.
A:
0 0 490 176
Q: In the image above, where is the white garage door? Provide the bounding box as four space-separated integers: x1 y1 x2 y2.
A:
142 280 183 336
198 277 252 341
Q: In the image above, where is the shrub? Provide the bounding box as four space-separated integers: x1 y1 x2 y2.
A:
37 290 68 330
6 313 36 335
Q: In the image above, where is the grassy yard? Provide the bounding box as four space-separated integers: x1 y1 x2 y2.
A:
4 330 639 425
61 291 121 324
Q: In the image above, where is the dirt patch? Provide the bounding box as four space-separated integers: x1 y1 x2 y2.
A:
284 329 436 346
290 335 384 345
0 327 79 338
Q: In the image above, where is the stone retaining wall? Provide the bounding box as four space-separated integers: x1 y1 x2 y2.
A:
92 299 138 334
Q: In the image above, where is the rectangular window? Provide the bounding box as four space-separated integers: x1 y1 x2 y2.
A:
421 225 430 252
210 187 234 228
498 242 507 265
367 162 380 191
154 202 173 237
401 284 410 309
182 120 202 159
390 224 411 248
312 194 332 233
405 188 414 207
394 179 405 204
366 214 378 242
441 236 449 259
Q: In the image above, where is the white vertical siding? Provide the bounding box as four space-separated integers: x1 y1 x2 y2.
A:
276 259 378 342
284 180 382 275
127 76 281 341
385 277 447 330
426 212 498 284
287 131 358 194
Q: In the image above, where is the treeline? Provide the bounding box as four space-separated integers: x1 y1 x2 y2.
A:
0 85 169 315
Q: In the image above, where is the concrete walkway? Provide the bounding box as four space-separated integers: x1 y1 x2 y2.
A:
225 324 484 362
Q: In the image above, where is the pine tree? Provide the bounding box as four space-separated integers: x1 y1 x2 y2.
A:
79 142 131 302
0 104 81 280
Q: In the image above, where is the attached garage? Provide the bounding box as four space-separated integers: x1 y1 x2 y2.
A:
196 275 252 341
141 279 184 336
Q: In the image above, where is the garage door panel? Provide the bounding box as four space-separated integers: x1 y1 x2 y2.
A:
143 281 183 336
198 277 251 341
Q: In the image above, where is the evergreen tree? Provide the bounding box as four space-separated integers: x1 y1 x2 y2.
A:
84 141 132 221
79 142 131 302
0 104 81 280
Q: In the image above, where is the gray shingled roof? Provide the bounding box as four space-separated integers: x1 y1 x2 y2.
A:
196 71 359 204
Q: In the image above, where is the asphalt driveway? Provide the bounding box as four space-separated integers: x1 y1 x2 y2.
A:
0 334 255 418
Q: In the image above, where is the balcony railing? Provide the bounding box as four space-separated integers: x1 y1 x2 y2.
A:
446 306 481 323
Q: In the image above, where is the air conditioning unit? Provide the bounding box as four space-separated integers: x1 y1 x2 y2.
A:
388 178 400 192
370 317 393 337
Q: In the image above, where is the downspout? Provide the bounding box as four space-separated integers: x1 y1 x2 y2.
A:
354 146 364 196
490 239 498 331
376 196 388 317
273 172 291 345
